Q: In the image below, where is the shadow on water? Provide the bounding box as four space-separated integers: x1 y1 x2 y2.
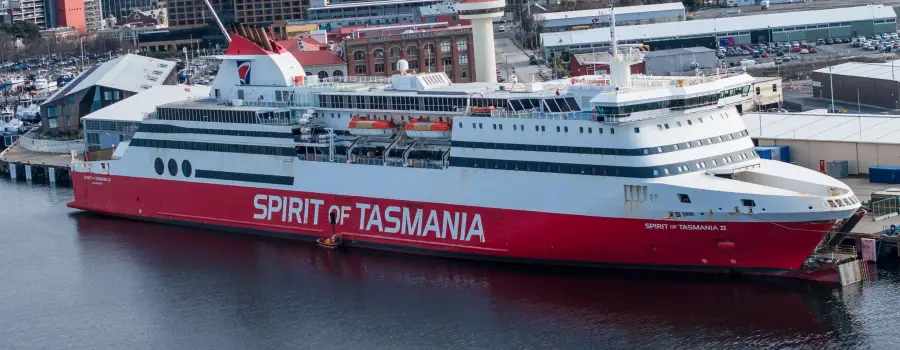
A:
66 211 877 349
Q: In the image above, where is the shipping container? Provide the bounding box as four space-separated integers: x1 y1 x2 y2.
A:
775 145 790 163
755 147 774 160
826 160 849 178
869 166 900 184
755 146 788 162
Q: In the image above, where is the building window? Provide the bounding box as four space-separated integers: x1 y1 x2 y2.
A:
408 60 419 69
407 45 419 57
353 50 365 61
458 54 468 65
772 84 778 92
440 41 451 53
456 39 467 51
442 56 451 67
374 48 385 59
389 46 401 57
355 64 366 74
375 63 385 73
756 86 761 95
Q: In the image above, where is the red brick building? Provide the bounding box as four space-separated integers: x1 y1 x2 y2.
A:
570 52 645 77
417 2 471 26
343 24 476 83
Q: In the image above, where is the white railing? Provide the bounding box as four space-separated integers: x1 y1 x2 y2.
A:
18 131 84 153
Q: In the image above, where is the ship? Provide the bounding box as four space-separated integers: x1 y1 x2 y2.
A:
67 23 863 281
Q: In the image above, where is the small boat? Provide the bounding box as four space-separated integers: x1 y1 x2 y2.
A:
317 234 342 249
348 116 395 137
405 118 452 139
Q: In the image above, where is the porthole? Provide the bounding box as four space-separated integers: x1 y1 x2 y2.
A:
168 158 178 176
154 157 164 175
182 160 192 177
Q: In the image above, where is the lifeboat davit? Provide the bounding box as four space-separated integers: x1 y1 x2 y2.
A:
405 119 452 139
348 117 395 137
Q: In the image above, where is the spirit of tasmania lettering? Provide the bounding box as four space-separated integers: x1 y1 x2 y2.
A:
252 194 485 242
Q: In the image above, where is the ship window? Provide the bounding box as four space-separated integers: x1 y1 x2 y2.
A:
564 127 568 133
535 125 539 131
643 149 649 155
479 123 483 129
678 194 692 203
513 125 517 131
687 120 693 126
459 122 463 128
712 159 717 165
541 126 546 132
598 128 603 134
694 141 701 147
588 128 592 134
698 118 703 123
657 147 662 153
664 168 670 175
653 169 659 176
664 124 669 129
676 122 682 127
634 127 640 133
472 123 476 128
493 124 496 130
610 128 615 134
685 143 691 148
657 125 662 130
579 127 583 133
741 199 756 207
499 124 503 130
673 144 679 150
718 136 724 142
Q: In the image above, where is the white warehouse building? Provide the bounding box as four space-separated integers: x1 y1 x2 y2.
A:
540 5 897 61
533 3 686 33
744 112 900 175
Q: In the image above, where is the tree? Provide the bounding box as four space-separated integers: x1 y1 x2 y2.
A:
0 21 41 40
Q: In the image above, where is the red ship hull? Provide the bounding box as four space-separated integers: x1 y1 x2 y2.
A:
67 173 837 276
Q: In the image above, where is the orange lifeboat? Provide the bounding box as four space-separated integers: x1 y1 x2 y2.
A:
405 118 452 139
348 116 395 137
471 106 494 115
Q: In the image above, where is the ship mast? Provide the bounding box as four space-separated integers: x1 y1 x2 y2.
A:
607 2 643 89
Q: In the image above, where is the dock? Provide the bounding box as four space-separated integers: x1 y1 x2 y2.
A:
824 177 900 262
0 143 76 184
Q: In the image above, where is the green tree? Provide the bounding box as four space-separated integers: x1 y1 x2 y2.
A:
0 21 41 40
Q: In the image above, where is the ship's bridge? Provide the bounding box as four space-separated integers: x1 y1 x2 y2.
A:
589 73 756 124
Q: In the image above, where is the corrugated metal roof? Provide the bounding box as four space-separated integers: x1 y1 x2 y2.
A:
744 112 900 145
542 5 896 48
645 47 715 57
534 3 685 22
82 85 211 122
42 54 176 106
813 62 900 81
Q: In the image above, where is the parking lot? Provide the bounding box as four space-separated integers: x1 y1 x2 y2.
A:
719 36 892 68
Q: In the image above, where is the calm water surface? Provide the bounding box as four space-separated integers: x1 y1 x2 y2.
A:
1 179 900 350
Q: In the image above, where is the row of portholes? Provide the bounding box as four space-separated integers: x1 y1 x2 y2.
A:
154 157 192 177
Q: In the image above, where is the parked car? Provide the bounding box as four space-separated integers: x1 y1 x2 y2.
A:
816 38 826 45
760 52 769 57
826 38 835 45
800 49 809 54
791 47 802 53
809 47 817 53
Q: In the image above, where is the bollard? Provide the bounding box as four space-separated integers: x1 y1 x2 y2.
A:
48 167 56 183
24 165 32 180
8 163 15 179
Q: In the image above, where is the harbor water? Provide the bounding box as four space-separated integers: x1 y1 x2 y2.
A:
2 178 900 349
